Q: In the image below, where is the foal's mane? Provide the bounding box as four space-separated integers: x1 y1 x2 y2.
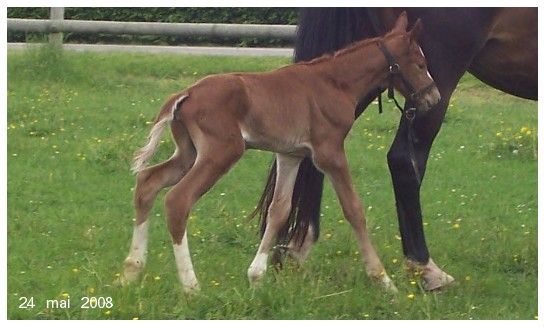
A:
296 35 383 66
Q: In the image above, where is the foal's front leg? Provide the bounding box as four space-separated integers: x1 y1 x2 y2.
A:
313 147 397 293
248 154 302 285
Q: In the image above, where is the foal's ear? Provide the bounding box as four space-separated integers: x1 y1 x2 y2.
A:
409 18 423 41
392 11 409 32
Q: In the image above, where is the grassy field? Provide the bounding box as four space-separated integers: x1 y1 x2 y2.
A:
7 46 537 320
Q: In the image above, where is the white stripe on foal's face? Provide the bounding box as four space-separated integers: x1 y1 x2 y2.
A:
418 46 434 80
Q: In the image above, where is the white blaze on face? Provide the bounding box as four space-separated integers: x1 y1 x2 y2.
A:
418 46 434 80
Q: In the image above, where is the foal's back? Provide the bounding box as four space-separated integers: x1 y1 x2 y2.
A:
179 64 354 155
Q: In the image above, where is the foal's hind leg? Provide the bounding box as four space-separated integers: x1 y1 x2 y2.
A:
120 121 196 285
248 154 302 285
313 146 397 293
120 157 186 285
165 136 244 294
284 224 316 264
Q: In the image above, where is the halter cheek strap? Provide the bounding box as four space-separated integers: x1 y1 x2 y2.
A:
368 11 428 186
376 41 436 115
376 40 434 186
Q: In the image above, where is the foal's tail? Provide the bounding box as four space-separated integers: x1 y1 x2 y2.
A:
131 93 189 174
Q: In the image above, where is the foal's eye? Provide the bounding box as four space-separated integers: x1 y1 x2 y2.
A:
418 63 426 70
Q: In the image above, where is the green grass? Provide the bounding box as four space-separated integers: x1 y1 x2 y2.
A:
7 46 537 320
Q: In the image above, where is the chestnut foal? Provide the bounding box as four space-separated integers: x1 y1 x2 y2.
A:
119 13 440 294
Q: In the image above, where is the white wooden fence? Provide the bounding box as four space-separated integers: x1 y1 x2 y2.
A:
7 8 297 45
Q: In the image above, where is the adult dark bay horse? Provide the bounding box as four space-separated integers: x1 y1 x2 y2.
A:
254 8 537 291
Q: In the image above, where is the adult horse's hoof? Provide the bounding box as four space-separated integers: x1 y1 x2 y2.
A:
406 258 455 291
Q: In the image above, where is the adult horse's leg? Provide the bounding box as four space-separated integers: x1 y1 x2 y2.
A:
313 143 396 292
248 154 302 284
165 134 244 294
384 8 498 290
119 120 196 285
387 101 455 291
388 39 486 290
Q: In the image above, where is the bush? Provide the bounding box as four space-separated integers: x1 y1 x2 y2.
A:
8 8 298 47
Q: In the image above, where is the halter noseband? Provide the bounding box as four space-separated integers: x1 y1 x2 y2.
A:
376 41 436 113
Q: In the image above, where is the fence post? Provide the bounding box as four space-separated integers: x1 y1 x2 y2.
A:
49 7 64 47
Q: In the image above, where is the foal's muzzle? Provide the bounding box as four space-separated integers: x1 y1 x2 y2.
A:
414 84 441 112
409 81 437 102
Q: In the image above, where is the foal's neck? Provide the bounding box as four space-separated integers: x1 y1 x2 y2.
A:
312 38 389 104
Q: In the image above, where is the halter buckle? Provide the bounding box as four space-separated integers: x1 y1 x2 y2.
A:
389 63 400 74
405 107 416 121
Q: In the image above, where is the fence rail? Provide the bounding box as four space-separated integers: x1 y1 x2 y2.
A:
7 18 296 41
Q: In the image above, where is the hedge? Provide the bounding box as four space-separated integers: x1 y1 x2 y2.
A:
7 8 298 47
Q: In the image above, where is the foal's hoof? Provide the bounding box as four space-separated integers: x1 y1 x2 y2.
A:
372 273 398 294
380 274 399 294
183 283 201 296
406 258 455 291
113 273 137 287
115 257 144 286
270 247 287 270
247 267 266 288
247 275 264 288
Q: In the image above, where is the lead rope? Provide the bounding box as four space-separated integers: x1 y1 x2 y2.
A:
369 9 422 187
378 84 422 187
378 89 422 186
405 108 422 186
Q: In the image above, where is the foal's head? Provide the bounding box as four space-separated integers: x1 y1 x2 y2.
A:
379 12 441 112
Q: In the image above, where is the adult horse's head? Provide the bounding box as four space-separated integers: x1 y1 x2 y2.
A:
379 12 441 112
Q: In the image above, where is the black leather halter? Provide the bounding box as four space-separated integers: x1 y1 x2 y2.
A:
367 11 430 186
376 41 436 115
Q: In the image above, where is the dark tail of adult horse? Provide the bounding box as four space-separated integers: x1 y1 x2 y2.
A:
251 8 376 258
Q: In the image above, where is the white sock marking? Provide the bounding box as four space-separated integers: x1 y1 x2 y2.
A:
248 252 268 282
127 221 149 265
173 231 199 292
